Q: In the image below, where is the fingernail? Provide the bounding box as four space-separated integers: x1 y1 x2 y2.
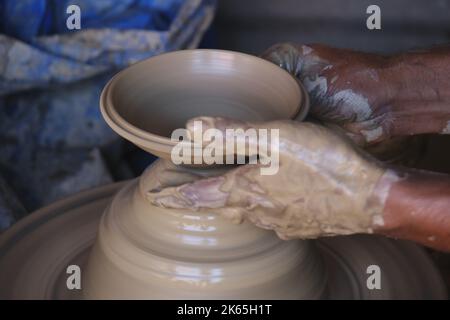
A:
147 177 228 209
147 186 194 209
186 117 217 135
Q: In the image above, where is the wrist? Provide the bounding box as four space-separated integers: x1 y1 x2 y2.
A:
371 168 407 233
375 168 450 251
378 53 450 136
366 168 401 232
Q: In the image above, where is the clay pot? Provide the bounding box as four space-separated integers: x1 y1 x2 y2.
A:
83 161 327 299
83 49 327 299
100 49 309 159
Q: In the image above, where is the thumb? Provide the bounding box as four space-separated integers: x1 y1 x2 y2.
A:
186 116 263 160
260 43 303 77
186 116 254 139
260 43 328 80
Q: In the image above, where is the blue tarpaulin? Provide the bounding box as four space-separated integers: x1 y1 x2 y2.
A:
0 0 216 230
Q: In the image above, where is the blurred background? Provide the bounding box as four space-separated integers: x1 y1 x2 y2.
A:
0 0 449 283
214 0 450 54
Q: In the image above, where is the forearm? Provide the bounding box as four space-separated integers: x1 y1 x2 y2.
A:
375 168 450 251
382 47 450 136
389 46 450 101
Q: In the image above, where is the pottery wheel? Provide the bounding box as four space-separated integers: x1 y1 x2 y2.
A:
0 181 446 300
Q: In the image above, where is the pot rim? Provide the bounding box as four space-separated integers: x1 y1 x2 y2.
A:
100 49 309 157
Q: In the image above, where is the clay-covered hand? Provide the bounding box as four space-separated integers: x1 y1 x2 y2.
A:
146 117 397 240
261 43 450 145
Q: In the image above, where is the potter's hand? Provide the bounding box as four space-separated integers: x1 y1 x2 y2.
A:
261 43 450 146
147 117 396 240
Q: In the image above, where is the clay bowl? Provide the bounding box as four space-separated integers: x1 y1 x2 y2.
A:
100 49 309 160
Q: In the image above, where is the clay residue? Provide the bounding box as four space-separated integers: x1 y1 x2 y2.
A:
330 89 372 122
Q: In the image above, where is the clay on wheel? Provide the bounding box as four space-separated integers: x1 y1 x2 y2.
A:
82 160 328 299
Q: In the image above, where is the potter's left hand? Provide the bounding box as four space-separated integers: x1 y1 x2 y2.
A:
147 117 393 240
261 43 450 146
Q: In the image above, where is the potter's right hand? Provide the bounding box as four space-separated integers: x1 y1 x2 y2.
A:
261 43 450 146
146 117 398 240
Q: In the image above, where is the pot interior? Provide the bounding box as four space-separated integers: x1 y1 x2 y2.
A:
110 50 302 138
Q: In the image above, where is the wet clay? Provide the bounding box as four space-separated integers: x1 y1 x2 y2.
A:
147 118 400 239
